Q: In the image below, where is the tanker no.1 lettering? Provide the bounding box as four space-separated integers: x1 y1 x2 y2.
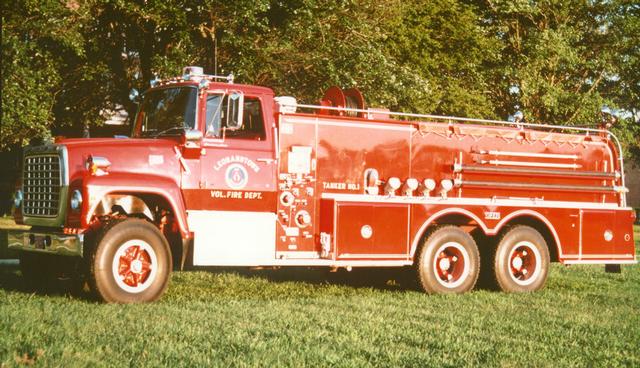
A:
323 182 360 190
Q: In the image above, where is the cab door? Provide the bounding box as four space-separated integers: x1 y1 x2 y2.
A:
189 92 278 266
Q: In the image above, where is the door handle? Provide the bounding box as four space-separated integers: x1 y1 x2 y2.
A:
257 158 276 164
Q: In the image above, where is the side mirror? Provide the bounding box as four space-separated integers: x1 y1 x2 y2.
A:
225 92 244 130
182 129 203 149
129 89 141 103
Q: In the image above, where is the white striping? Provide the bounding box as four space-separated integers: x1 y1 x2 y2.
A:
284 117 416 132
482 160 582 169
483 150 578 160
566 254 635 259
338 254 408 259
259 259 412 267
563 260 637 265
320 193 626 211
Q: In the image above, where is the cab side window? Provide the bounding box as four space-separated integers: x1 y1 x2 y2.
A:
226 97 266 140
205 95 265 140
205 94 223 137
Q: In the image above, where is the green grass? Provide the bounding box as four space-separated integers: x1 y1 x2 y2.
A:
0 228 638 367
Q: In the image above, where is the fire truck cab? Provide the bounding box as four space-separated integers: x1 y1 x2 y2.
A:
9 66 636 303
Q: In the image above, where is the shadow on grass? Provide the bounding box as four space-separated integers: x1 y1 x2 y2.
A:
1 262 423 302
194 266 421 292
1 261 503 300
0 262 91 300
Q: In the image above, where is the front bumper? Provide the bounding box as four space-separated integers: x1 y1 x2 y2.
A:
7 230 83 257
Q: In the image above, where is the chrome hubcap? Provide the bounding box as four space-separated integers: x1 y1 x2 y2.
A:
508 241 541 286
111 239 158 294
432 242 470 288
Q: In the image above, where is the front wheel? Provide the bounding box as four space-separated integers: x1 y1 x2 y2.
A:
89 219 172 303
415 226 480 294
492 226 550 293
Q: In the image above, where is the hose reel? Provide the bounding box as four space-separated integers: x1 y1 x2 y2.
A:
319 86 366 118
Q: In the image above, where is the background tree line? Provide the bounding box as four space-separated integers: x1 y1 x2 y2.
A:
2 0 639 163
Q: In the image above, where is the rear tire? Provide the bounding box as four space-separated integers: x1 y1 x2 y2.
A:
492 226 550 293
415 226 480 294
88 218 172 303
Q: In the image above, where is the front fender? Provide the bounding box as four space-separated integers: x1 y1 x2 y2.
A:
82 172 190 237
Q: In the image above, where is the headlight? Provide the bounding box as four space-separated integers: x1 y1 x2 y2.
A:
13 190 23 208
70 190 83 211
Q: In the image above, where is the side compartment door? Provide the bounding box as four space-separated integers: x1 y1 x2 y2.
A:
335 203 410 260
580 210 616 258
581 209 636 260
275 117 318 257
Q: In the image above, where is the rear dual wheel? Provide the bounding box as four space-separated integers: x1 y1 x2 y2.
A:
491 226 550 292
89 219 172 303
416 226 480 294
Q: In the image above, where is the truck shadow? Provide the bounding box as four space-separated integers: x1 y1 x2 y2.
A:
0 262 89 299
0 264 501 301
197 266 420 292
0 262 420 299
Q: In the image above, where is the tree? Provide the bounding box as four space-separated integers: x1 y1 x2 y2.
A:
469 0 639 163
387 0 501 117
1 0 638 164
1 0 89 149
609 0 640 164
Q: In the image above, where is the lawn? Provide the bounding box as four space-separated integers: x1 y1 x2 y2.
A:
0 227 638 367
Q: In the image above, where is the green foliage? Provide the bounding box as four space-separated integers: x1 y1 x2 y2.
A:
1 0 639 162
610 1 640 115
1 0 88 149
388 0 501 117
474 0 617 125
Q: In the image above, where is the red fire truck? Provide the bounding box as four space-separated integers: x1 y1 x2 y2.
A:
9 66 636 303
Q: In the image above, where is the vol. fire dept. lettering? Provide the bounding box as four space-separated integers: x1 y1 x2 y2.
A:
210 190 263 199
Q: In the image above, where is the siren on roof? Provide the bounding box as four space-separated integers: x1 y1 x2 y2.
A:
275 96 298 113
182 66 204 80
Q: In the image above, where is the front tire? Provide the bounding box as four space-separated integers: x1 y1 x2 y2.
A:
415 226 480 294
89 219 172 303
492 226 550 293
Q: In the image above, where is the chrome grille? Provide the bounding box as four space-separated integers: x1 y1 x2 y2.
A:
23 155 62 217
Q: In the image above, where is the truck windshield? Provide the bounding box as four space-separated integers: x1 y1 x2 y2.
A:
134 87 198 137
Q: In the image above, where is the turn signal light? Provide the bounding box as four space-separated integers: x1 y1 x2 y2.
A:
86 156 111 176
